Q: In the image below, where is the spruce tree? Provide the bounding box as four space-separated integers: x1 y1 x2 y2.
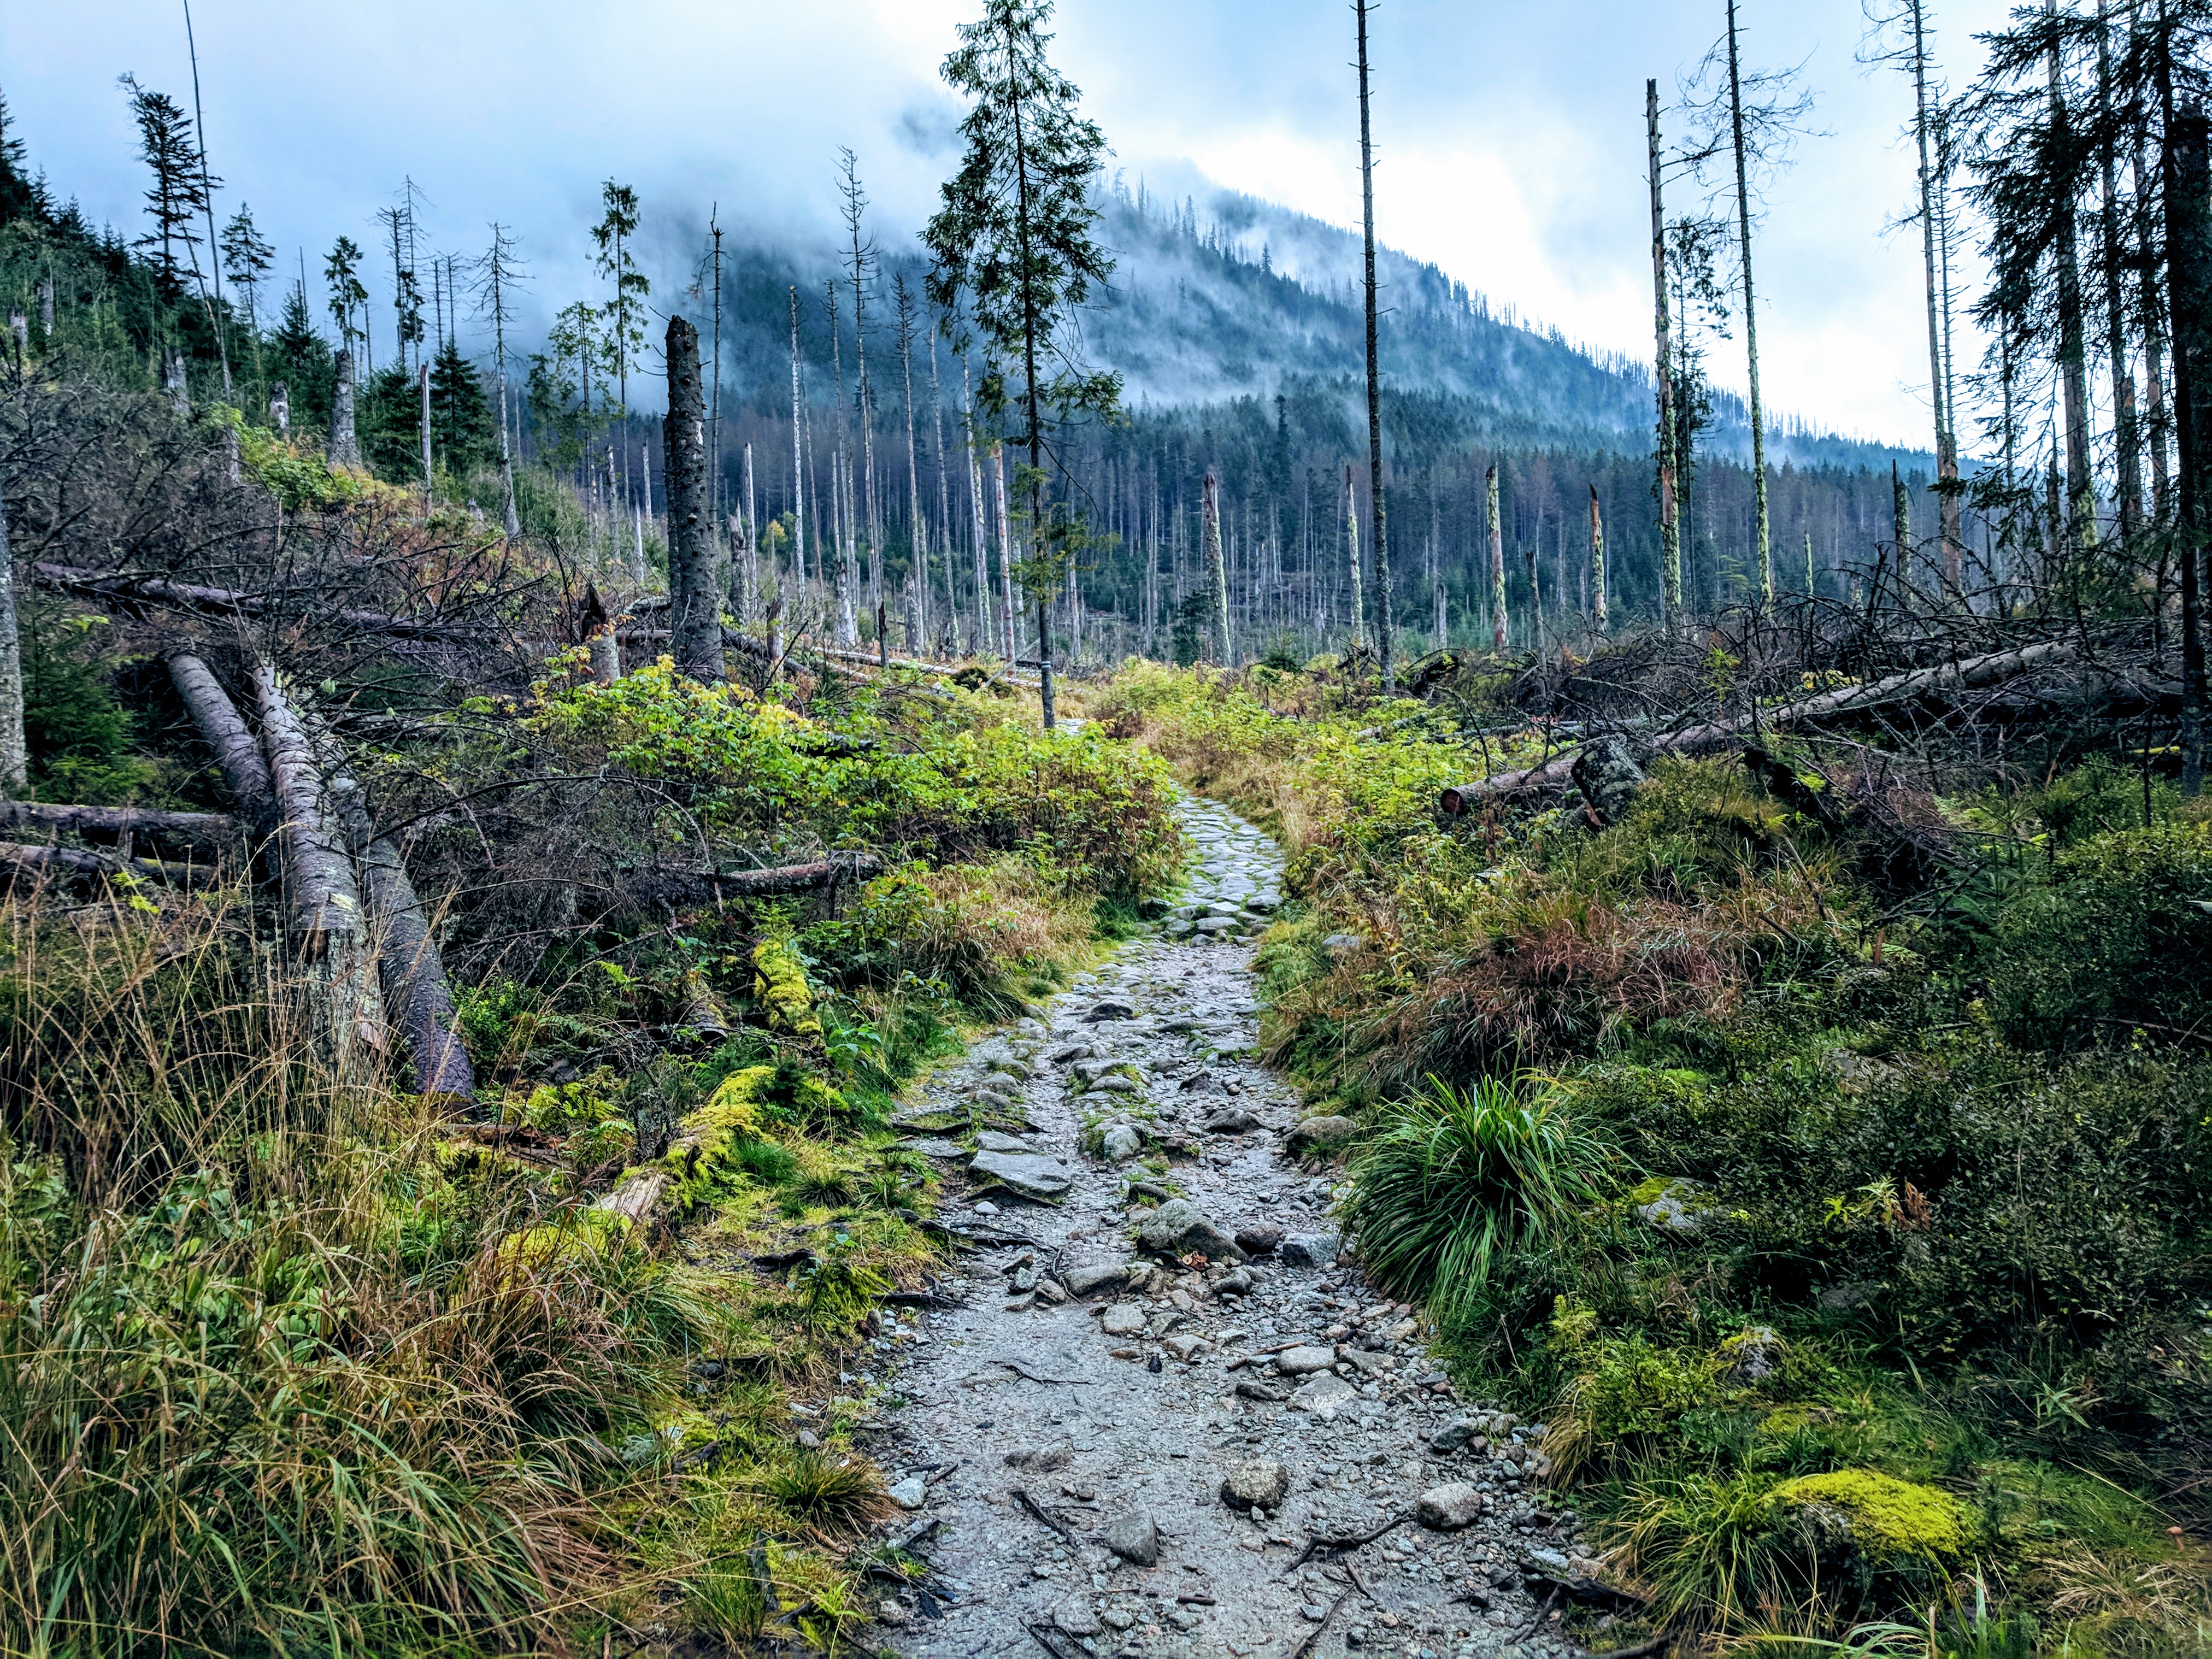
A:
923 0 1120 728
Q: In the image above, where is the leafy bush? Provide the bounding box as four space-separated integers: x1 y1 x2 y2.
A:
1987 820 2212 1049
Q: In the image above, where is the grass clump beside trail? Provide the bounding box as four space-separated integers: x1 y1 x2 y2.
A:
1096 662 2212 1657
0 669 1184 1656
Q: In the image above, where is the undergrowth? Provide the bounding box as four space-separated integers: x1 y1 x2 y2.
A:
1099 661 2212 1657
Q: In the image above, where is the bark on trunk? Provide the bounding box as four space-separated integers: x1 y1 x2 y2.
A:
0 801 237 852
252 661 385 1064
330 348 362 469
1487 464 1508 652
1203 470 1231 665
663 315 723 683
418 360 433 496
0 841 220 887
1355 0 1394 691
1437 638 2080 813
0 492 22 795
1589 484 1608 634
1725 0 1773 601
1650 79 1681 636
2051 0 2098 549
1344 466 1364 650
313 726 475 1103
162 346 189 414
2164 91 2210 793
167 652 275 829
2098 1 2143 536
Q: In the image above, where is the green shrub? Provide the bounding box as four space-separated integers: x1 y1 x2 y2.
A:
1987 821 2212 1049
1343 1075 1610 1326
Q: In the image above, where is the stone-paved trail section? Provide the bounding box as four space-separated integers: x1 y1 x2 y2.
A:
865 797 1601 1659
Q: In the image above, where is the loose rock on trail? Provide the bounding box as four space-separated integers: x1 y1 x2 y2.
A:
861 797 1601 1659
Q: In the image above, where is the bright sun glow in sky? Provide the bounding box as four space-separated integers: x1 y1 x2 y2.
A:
4 0 2019 446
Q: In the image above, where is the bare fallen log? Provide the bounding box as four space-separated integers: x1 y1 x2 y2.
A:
253 661 386 1063
37 561 487 642
0 840 220 887
310 726 475 1104
168 652 276 828
619 854 885 910
0 801 239 852
1440 638 2079 815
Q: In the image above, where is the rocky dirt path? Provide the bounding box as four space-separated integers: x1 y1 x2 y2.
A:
860 797 1606 1659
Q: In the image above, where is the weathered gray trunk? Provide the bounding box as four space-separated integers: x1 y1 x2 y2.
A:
0 493 22 795
2050 0 2097 548
269 381 290 435
313 725 475 1103
1203 470 1231 664
1344 466 1364 649
252 661 385 1066
1487 464 1508 652
663 315 723 681
1590 484 1608 634
418 360 433 494
162 346 189 414
167 653 275 829
1355 0 1394 691
0 801 237 854
1725 0 1773 601
330 349 362 468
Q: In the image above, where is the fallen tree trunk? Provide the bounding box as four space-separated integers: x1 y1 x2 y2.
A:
252 661 386 1064
38 561 487 642
309 726 476 1105
0 840 221 887
0 800 239 852
620 855 884 911
168 653 276 830
1440 638 2079 815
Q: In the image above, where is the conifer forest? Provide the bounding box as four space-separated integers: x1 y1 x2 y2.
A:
3 2 2211 1657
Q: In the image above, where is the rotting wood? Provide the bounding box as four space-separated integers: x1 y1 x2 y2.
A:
1439 638 2079 815
617 855 884 910
38 561 485 642
0 840 219 887
0 801 239 852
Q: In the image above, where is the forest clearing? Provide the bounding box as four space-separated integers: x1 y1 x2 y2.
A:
3 1 2211 1656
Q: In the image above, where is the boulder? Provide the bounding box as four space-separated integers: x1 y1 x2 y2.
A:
1099 1304 1146 1338
1203 1107 1263 1134
1415 1483 1486 1531
1100 1123 1144 1163
1084 999 1137 1022
1053 1601 1103 1637
1289 1372 1358 1417
1279 1232 1340 1268
974 1130 1032 1154
1633 1176 1720 1238
1088 1075 1140 1095
1234 1222 1283 1255
887 1475 929 1511
1287 1115 1359 1151
968 1149 1073 1202
1429 1419 1484 1454
1102 1509 1160 1566
1138 1198 1247 1262
1063 1263 1130 1298
1162 1332 1210 1363
1769 1469 1970 1569
1720 1325 1784 1381
1221 1458 1290 1510
1322 932 1364 954
1275 1344 1337 1376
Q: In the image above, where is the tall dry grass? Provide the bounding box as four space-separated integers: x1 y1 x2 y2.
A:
0 884 712 1657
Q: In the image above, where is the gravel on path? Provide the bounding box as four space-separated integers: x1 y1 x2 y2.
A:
857 798 1604 1659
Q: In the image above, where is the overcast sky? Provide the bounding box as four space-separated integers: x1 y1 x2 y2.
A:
4 0 2016 445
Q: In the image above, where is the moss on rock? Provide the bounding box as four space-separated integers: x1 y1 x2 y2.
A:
1771 1468 1971 1563
752 938 821 1038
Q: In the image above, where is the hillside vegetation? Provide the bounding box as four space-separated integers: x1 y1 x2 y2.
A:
1096 655 2212 1656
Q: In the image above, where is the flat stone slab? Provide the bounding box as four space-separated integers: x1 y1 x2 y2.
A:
1099 1303 1146 1338
1275 1344 1337 1376
967 1149 1072 1201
